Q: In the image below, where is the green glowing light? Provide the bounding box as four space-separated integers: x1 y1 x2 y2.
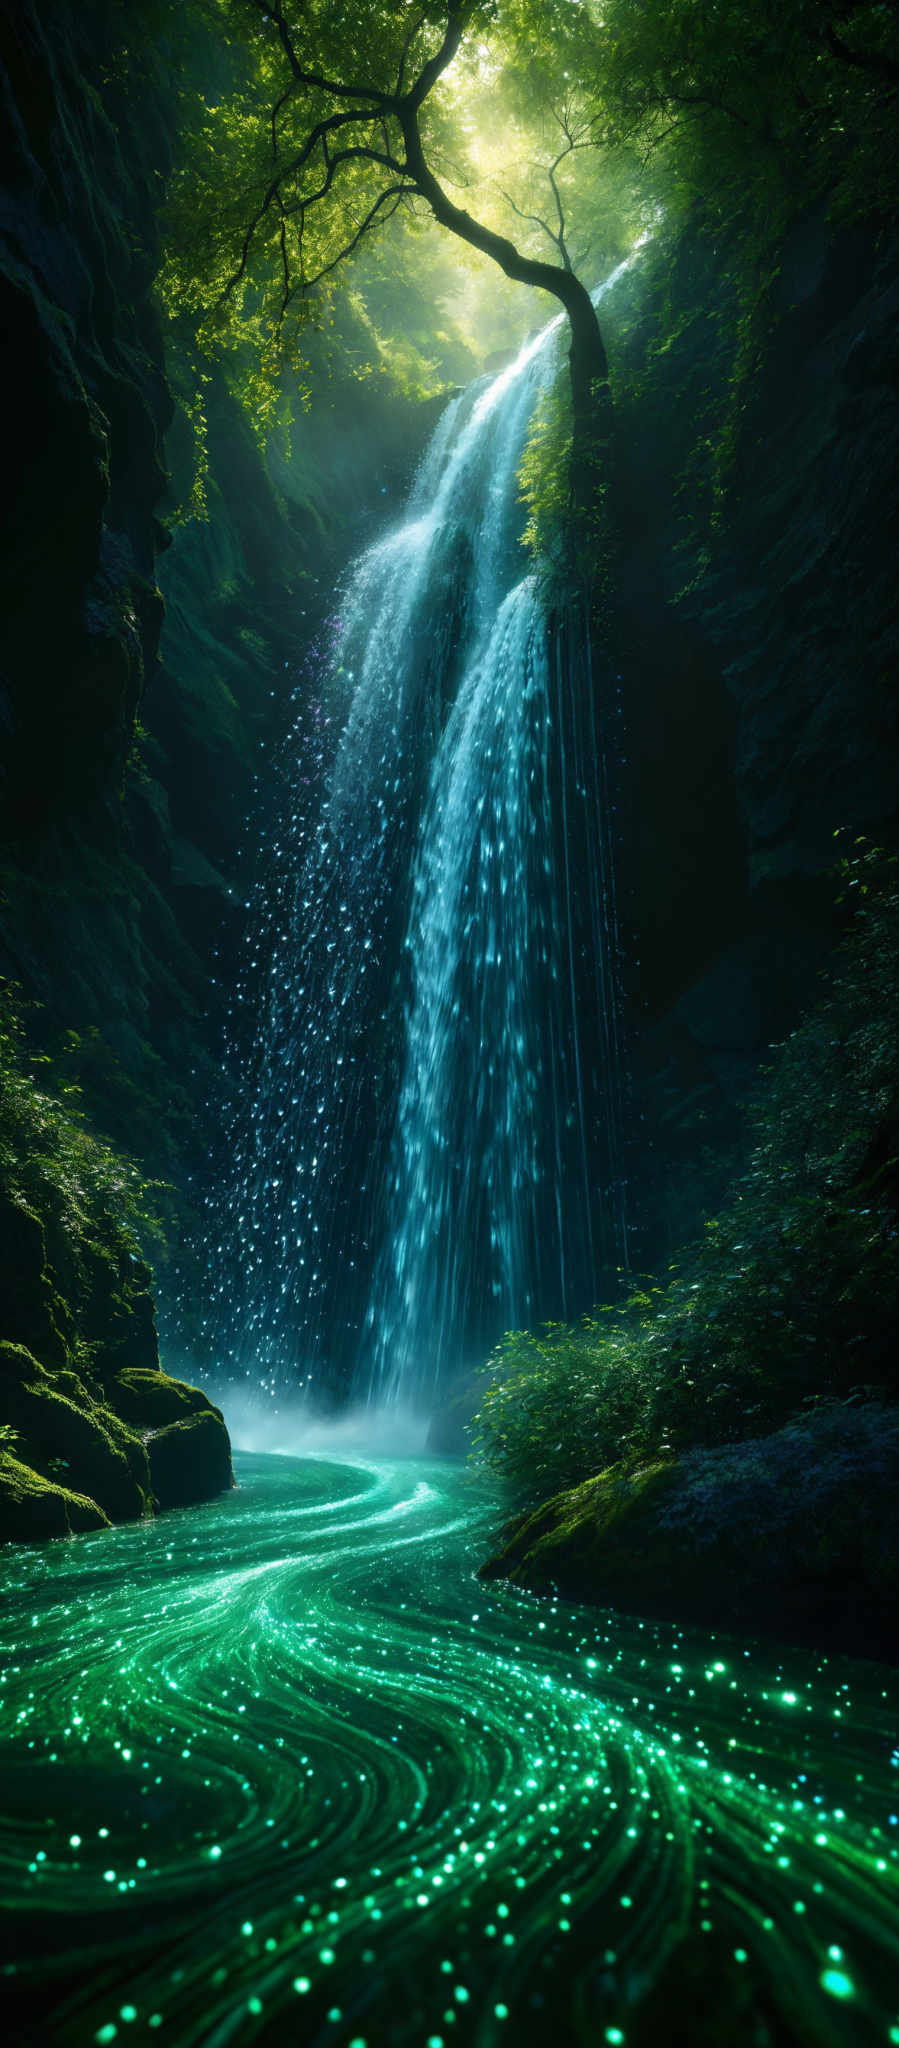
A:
820 1970 854 2001
4 1453 899 2048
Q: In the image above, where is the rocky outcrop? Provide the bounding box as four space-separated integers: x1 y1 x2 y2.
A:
0 1450 110 1543
0 1337 234 1546
603 220 899 1259
480 1406 899 1662
0 996 233 1544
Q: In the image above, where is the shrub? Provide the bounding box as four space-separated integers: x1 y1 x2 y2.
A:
0 981 162 1261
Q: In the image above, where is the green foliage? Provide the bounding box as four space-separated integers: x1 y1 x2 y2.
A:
474 843 899 1502
0 983 164 1264
109 0 899 548
517 384 572 560
597 0 899 224
591 0 899 533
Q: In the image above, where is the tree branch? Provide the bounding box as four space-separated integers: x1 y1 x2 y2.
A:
396 9 429 95
220 109 400 305
299 186 410 296
500 188 558 246
405 0 470 111
249 0 396 106
280 142 410 219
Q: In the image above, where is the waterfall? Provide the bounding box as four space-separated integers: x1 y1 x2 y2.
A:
211 261 633 1407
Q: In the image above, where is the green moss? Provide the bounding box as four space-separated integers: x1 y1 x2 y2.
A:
0 993 233 1543
0 1449 110 1543
0 1364 150 1523
481 1458 681 1602
109 1366 212 1427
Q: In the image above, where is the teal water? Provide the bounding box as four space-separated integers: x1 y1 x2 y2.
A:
1 1451 898 2047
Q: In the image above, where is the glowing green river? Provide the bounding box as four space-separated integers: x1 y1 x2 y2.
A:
1 1452 898 2048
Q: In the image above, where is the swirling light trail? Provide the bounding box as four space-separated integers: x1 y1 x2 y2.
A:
1 1452 897 2048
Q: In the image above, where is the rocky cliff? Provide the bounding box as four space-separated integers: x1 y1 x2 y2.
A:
0 0 443 1533
605 217 899 1256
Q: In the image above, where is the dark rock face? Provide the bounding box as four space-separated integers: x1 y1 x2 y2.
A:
147 1408 234 1512
0 0 446 1249
0 2 171 834
606 223 899 1259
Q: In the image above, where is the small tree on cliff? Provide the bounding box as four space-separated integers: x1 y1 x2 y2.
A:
212 0 612 513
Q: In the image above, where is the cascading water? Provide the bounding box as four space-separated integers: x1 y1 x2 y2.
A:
211 261 633 1407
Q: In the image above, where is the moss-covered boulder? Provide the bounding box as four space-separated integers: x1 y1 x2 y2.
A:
0 988 234 1545
480 1408 899 1661
109 1366 213 1428
0 1343 234 1543
0 1342 150 1522
146 1408 234 1511
0 1450 110 1542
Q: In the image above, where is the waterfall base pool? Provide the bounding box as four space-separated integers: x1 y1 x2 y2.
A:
2 1452 898 2047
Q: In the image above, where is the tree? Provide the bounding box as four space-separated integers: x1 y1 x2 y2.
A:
218 0 612 507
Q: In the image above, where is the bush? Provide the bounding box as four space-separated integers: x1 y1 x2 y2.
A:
0 980 162 1265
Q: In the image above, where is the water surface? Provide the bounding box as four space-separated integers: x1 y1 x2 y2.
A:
2 1452 898 2046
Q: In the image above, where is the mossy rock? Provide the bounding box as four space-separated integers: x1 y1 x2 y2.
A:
0 1341 47 1388
0 1450 109 1543
146 1409 234 1511
0 1344 232 1537
107 1365 215 1429
480 1458 684 1603
0 1349 150 1523
479 1452 899 1660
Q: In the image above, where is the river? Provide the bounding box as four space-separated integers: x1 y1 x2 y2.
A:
2 1451 898 2046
